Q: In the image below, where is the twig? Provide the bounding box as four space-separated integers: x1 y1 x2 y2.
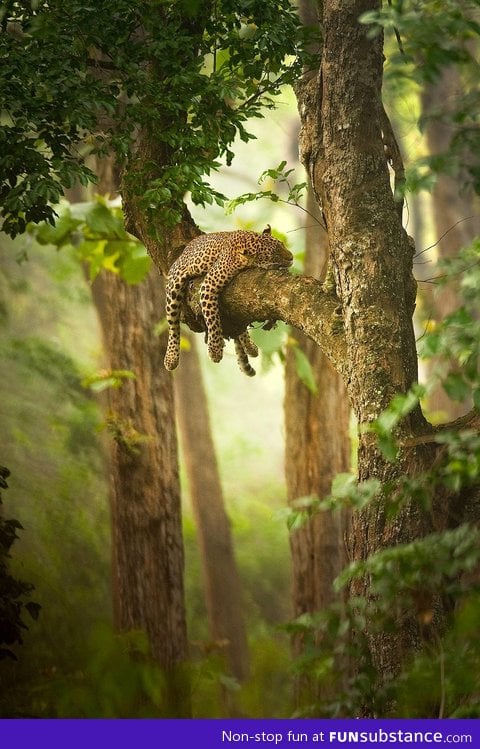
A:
415 216 478 258
387 0 407 60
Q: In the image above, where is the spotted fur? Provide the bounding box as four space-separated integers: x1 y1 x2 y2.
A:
164 226 292 375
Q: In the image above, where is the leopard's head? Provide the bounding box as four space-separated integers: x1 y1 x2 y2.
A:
241 225 293 269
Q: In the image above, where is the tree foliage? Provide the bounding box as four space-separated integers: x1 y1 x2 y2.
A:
29 197 151 283
0 0 315 236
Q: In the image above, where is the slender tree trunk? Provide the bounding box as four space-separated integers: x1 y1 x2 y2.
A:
285 188 350 641
174 335 249 684
421 67 479 420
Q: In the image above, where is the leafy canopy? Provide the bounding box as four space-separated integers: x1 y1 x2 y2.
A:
0 0 315 237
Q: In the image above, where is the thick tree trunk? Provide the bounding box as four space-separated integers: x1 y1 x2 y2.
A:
295 0 437 701
89 159 189 715
174 335 249 684
92 269 190 716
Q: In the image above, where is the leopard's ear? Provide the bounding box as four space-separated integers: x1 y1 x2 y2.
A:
262 225 271 236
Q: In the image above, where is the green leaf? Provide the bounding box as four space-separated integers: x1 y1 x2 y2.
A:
293 347 318 394
473 389 480 411
81 369 136 392
118 243 152 284
330 473 357 499
84 203 126 239
33 210 82 247
328 474 381 509
443 373 470 402
377 433 399 462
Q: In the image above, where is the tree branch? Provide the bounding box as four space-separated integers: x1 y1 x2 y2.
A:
185 269 347 374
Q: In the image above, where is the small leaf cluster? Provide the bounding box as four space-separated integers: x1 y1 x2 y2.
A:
285 596 378 717
395 592 480 717
28 198 152 284
38 623 171 717
285 475 382 533
369 384 426 461
226 160 309 218
81 369 136 393
0 466 40 661
421 239 480 411
1 2 317 237
336 523 480 603
103 414 150 456
362 1 480 81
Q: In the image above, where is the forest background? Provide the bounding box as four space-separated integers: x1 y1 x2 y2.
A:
1 0 480 719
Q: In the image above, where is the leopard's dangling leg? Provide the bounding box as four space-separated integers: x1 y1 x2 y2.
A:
199 254 247 364
164 274 188 371
234 333 258 377
238 331 258 359
200 282 225 363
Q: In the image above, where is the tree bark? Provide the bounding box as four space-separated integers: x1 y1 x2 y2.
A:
174 335 249 684
89 159 190 715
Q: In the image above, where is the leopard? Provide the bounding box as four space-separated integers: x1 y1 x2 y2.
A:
164 225 293 376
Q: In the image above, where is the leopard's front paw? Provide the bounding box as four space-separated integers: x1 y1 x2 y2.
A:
164 335 180 371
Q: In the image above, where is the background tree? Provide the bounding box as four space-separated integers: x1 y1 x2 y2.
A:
64 158 190 714
421 69 480 420
284 186 350 700
174 335 250 687
93 267 189 715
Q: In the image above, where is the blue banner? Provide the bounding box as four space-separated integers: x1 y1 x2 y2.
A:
0 719 477 748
